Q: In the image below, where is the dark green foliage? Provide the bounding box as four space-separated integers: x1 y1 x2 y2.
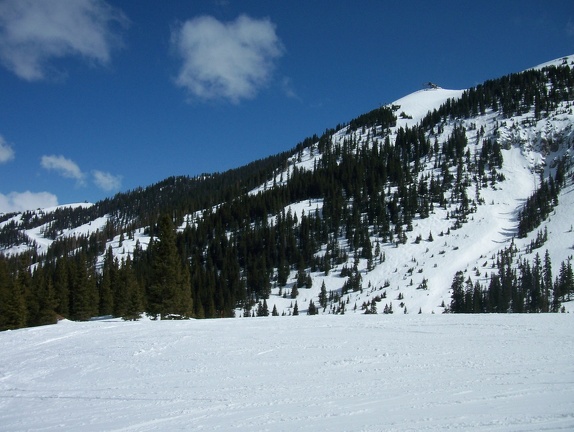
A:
450 246 572 313
318 280 328 309
307 300 317 315
146 215 193 319
257 299 269 317
518 172 563 238
348 105 397 133
0 259 27 330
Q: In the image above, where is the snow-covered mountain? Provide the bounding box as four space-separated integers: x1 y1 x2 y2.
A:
1 54 574 322
1 54 574 432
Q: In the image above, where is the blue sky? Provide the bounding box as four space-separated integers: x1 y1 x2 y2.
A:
0 0 573 212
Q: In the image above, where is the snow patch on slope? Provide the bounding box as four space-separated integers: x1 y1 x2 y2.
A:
392 88 465 127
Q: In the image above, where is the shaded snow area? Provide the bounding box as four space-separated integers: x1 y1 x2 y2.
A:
1 315 573 431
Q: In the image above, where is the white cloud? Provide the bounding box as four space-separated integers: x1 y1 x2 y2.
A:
0 0 128 81
92 170 121 191
0 191 58 213
171 14 283 103
41 154 85 183
0 135 15 163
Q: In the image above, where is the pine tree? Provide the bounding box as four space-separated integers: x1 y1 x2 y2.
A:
450 271 465 313
98 248 114 316
542 249 552 312
53 257 69 317
257 299 269 316
121 257 144 321
290 282 299 299
32 266 57 326
0 259 27 330
69 252 98 321
318 280 328 309
293 301 299 316
147 215 193 319
307 300 317 315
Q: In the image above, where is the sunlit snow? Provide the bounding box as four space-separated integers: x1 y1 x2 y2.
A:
0 315 572 431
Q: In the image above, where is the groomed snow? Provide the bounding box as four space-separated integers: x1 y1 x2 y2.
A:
1 314 573 431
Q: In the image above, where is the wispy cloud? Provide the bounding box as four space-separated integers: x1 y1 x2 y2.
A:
0 134 15 163
41 154 85 183
92 169 122 191
0 0 128 81
0 190 58 213
171 14 283 103
40 154 122 193
281 76 300 100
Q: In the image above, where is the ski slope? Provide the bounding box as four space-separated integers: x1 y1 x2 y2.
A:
0 314 573 431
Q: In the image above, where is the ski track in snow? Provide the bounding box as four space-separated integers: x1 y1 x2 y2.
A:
0 315 573 431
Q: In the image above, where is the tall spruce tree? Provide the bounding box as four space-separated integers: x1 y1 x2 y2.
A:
147 215 193 319
0 259 27 330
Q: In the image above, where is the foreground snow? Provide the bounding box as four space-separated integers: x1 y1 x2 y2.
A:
1 315 573 431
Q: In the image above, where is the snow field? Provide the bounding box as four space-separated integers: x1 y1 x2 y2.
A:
0 314 573 431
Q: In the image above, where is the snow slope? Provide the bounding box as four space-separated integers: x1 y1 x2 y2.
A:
391 87 464 128
244 86 574 316
0 314 572 431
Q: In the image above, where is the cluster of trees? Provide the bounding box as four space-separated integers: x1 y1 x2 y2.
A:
517 162 568 237
450 243 574 313
0 151 296 254
422 61 574 124
1 62 574 330
0 214 197 330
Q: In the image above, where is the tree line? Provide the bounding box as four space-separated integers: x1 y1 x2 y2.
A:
450 242 574 313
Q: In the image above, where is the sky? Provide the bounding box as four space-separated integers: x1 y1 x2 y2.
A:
0 0 573 213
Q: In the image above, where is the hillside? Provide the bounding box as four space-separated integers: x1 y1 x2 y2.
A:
1 54 574 328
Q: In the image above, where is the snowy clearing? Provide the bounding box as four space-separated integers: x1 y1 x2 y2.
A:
0 314 573 431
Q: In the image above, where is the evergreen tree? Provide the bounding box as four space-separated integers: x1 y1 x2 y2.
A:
31 266 57 326
450 271 465 313
307 300 317 315
290 283 299 299
98 248 114 316
257 299 269 317
147 215 193 319
318 280 328 309
0 259 27 330
293 301 299 316
121 257 145 321
542 249 552 312
69 252 98 321
53 257 69 317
